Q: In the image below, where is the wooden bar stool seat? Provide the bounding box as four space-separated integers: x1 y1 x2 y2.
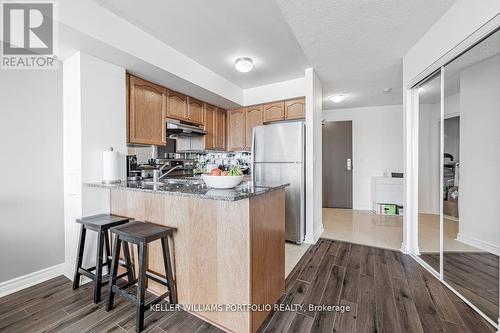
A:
106 221 176 333
73 214 134 304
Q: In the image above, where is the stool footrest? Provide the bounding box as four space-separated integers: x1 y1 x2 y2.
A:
144 292 170 310
112 285 140 305
145 271 169 287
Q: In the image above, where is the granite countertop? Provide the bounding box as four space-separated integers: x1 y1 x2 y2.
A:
85 179 288 201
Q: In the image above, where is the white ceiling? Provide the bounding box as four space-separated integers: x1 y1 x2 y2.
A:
91 0 456 109
275 0 455 109
92 0 309 89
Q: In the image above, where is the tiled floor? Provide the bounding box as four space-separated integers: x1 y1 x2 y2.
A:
285 242 310 277
322 208 479 252
322 208 403 250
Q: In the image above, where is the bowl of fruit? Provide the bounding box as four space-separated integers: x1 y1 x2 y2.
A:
201 165 244 189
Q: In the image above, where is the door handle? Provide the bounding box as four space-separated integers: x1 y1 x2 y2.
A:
345 158 352 171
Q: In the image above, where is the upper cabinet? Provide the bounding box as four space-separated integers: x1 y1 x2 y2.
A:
166 91 187 121
245 106 263 148
215 108 226 151
227 108 246 151
263 98 305 122
187 97 204 125
263 102 285 123
204 104 216 150
127 75 166 145
285 98 305 120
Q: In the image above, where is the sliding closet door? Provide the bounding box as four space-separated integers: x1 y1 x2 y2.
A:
417 72 442 274
442 30 500 323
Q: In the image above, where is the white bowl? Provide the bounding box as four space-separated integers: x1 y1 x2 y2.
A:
202 174 243 189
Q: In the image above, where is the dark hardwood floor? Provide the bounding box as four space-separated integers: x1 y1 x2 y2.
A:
421 252 499 321
0 239 496 333
259 239 497 333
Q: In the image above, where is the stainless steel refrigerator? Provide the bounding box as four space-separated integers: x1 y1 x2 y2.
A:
252 121 305 244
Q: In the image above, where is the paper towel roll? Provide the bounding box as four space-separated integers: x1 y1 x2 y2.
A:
102 147 121 184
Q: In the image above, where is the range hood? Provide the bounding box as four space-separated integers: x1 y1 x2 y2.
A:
166 119 206 137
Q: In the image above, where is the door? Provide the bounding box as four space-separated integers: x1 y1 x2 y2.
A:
227 109 246 151
322 121 353 208
284 98 305 120
253 162 304 243
204 104 216 149
187 97 204 125
215 108 226 150
253 122 303 163
263 101 285 122
167 91 188 120
245 106 263 149
128 75 166 145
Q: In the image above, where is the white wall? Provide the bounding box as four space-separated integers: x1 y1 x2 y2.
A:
458 54 500 254
63 52 127 279
323 105 404 210
0 68 64 283
243 77 305 106
403 0 500 85
304 68 323 243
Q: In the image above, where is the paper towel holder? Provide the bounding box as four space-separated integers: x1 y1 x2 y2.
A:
102 147 122 185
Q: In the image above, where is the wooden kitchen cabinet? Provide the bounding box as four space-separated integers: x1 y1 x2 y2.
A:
128 75 166 145
166 90 188 121
263 101 285 123
285 98 305 120
245 106 263 149
215 108 226 150
227 108 246 151
187 97 204 125
204 104 216 150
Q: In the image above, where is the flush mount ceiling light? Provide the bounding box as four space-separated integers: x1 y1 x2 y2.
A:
234 57 254 73
383 87 392 93
329 94 347 103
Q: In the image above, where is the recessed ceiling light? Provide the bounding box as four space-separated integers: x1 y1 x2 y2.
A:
383 87 392 93
234 57 254 73
329 94 347 103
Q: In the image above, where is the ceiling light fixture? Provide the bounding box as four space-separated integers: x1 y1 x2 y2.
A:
383 87 392 93
234 57 254 73
329 94 347 103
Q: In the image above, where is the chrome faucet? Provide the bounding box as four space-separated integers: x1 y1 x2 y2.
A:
153 164 183 182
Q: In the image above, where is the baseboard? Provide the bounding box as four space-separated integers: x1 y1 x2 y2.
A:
456 233 500 256
0 263 65 298
304 223 324 244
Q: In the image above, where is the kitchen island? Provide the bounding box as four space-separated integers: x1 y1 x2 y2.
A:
86 180 287 333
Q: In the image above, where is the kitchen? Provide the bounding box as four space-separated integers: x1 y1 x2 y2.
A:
1 1 499 333
84 72 306 333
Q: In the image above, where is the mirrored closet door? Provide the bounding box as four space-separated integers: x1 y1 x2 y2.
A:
442 29 499 323
417 72 442 274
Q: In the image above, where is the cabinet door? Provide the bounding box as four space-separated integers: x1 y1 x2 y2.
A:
204 104 216 150
245 105 263 149
215 108 226 150
167 91 188 120
128 75 166 145
285 98 305 120
187 97 204 125
263 101 285 122
227 108 246 151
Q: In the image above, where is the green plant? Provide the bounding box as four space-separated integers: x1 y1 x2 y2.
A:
228 164 243 176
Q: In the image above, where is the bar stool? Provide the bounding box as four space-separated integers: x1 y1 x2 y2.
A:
106 221 176 333
73 214 134 304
